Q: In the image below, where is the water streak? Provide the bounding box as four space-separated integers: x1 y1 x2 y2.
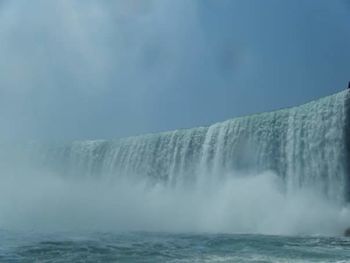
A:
28 90 350 202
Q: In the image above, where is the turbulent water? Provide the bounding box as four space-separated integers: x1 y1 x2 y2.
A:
1 232 350 263
1 90 350 262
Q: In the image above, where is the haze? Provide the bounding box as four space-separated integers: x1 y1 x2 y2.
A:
0 0 349 142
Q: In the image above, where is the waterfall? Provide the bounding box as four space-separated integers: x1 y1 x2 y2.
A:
25 90 350 203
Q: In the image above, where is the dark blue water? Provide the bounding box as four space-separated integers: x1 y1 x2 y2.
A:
1 231 350 262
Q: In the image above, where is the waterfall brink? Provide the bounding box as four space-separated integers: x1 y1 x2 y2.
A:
2 90 350 234
32 90 350 203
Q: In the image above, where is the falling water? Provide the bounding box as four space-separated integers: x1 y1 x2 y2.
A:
24 90 350 204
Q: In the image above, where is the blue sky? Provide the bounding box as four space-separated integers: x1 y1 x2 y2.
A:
0 0 349 141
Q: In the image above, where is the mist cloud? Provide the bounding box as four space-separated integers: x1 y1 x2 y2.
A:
0 0 349 142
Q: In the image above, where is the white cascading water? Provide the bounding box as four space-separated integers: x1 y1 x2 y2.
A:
1 90 350 235
35 90 349 202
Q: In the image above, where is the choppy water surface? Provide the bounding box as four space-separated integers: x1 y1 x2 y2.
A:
1 231 350 263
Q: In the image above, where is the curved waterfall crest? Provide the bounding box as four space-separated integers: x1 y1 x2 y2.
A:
27 90 350 202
